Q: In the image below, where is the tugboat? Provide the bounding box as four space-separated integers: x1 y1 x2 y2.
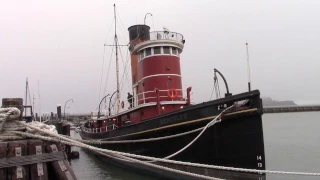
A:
80 4 266 180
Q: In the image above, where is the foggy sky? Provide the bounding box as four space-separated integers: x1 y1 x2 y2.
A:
1 0 320 114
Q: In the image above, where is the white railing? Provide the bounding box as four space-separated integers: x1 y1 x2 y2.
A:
84 88 192 133
149 31 184 42
83 123 118 133
118 89 190 111
100 87 193 115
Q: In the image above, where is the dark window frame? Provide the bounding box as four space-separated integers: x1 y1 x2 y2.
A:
140 50 145 60
153 46 161 54
172 47 178 55
163 46 170 54
146 48 152 56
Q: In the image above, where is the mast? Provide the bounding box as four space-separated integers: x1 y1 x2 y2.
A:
38 80 41 118
33 94 35 114
114 4 120 113
25 78 28 116
246 42 251 91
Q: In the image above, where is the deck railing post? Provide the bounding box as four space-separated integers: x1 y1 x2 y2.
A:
187 87 192 105
155 88 161 114
143 92 146 104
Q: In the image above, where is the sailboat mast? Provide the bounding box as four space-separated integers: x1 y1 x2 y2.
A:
33 94 35 114
25 78 28 116
114 4 120 113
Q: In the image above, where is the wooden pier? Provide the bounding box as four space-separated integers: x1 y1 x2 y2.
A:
263 105 320 113
0 140 77 180
1 98 78 180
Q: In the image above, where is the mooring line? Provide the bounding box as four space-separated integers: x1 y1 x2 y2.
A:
2 107 320 179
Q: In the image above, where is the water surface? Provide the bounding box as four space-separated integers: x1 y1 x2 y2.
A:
263 112 320 180
70 112 320 180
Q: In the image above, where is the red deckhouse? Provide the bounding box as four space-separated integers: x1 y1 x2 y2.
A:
88 25 192 132
115 25 191 124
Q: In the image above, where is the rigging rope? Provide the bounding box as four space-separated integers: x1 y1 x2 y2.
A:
104 18 115 44
98 46 107 102
216 77 221 98
213 72 221 99
118 45 132 95
99 17 115 101
102 42 115 100
210 72 221 100
210 75 215 100
214 77 219 99
115 7 129 40
115 5 132 96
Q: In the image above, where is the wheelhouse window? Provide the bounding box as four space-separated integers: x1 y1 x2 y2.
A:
146 48 152 56
140 50 145 59
171 47 177 55
138 46 181 62
138 50 144 62
163 46 170 54
153 46 161 54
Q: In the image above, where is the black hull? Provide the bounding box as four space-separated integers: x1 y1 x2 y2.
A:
90 151 265 180
80 90 266 179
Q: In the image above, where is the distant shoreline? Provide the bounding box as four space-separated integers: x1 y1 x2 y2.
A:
262 97 296 107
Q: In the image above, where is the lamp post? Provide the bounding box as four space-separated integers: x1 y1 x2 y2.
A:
64 99 73 119
98 94 110 119
144 13 152 25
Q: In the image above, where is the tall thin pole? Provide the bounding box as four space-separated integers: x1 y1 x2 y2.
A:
246 42 251 91
25 78 28 116
33 94 35 114
38 80 41 119
114 4 120 113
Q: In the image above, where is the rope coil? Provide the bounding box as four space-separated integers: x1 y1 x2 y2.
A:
0 107 56 140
